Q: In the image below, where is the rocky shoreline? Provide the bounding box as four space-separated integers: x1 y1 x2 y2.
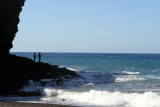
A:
0 54 82 96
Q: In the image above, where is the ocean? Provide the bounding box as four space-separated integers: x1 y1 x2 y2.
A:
2 52 160 107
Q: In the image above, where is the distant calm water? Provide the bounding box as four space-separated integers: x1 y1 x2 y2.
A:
4 52 160 107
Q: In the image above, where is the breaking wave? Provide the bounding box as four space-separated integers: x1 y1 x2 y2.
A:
42 88 160 107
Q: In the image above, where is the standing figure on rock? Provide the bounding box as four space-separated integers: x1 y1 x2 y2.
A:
38 52 41 63
34 52 36 62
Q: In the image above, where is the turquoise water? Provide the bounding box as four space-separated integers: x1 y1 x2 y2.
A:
9 52 160 107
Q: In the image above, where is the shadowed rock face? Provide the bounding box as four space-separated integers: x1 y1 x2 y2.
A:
0 0 25 58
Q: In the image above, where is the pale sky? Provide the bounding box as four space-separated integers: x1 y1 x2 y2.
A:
11 0 160 53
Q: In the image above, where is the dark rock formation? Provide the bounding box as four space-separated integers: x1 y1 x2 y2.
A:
0 54 81 96
0 0 83 96
0 0 25 60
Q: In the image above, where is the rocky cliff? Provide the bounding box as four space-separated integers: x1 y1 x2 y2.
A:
0 0 25 59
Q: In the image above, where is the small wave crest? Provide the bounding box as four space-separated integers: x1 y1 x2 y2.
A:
122 70 140 75
115 75 145 83
67 68 79 71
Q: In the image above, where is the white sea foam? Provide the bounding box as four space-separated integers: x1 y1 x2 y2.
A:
82 83 94 88
122 70 140 75
67 67 79 71
67 67 86 72
115 75 145 83
42 88 160 107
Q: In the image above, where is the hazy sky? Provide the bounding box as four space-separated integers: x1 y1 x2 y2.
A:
11 0 160 53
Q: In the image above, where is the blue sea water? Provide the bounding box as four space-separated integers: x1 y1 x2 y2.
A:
3 52 160 107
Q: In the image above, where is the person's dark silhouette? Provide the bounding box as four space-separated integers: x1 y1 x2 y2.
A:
34 52 36 62
38 52 41 63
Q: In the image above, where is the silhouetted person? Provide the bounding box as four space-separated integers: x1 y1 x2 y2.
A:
38 52 41 63
34 52 36 62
